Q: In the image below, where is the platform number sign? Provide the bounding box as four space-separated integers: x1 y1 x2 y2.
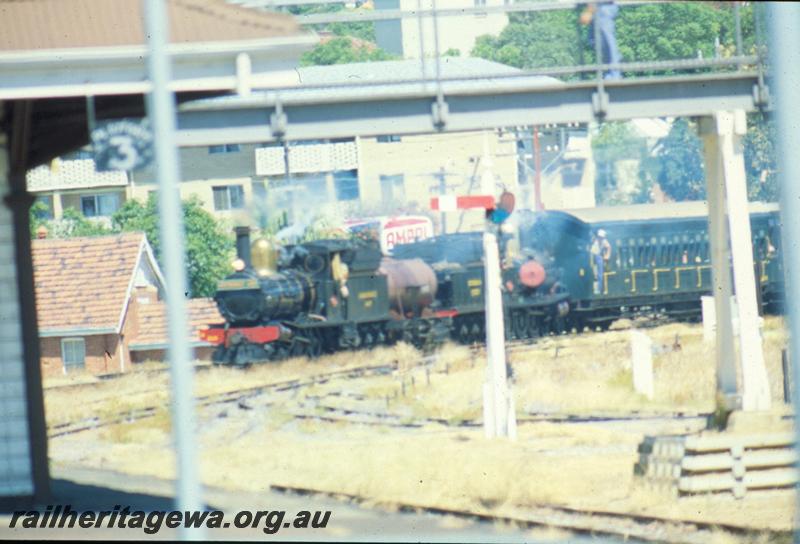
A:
91 119 154 172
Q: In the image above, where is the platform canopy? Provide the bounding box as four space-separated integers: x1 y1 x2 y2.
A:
0 0 315 507
0 0 315 167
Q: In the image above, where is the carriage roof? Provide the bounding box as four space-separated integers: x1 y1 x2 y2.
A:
558 201 779 225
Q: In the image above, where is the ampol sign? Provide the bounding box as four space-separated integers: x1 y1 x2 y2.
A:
344 215 434 254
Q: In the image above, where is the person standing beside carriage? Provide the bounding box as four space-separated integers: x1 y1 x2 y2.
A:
591 229 612 294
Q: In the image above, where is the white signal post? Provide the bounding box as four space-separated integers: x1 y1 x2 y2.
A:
429 145 517 440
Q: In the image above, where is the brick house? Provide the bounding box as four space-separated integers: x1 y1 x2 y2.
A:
129 298 223 363
33 232 165 376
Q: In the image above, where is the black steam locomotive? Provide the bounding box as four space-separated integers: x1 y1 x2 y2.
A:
517 201 784 331
201 227 568 365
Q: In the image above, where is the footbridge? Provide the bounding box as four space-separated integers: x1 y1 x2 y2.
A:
176 67 768 144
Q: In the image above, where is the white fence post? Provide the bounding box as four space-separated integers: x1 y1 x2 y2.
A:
631 330 654 400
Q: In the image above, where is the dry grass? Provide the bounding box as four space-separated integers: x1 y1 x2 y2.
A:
47 318 795 536
44 343 419 428
383 316 791 420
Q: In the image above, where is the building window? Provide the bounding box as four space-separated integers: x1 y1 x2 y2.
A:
376 135 402 143
380 174 405 205
212 185 245 211
333 170 359 201
61 338 86 371
81 193 120 217
209 144 241 154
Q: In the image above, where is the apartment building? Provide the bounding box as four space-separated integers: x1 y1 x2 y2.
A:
27 154 129 224
374 0 508 59
24 59 602 234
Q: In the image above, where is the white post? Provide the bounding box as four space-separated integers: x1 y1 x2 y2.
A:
717 110 771 411
480 136 516 439
701 295 715 343
700 116 739 408
143 0 204 538
630 330 654 400
52 190 63 220
702 294 741 342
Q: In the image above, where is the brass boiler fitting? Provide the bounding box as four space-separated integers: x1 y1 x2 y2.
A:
251 236 278 277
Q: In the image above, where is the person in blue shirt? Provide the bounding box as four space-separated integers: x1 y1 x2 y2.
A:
580 1 622 80
591 229 612 294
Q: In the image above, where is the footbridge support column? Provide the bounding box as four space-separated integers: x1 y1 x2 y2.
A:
700 111 771 413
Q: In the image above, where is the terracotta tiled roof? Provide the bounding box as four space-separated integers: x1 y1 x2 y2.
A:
131 298 224 349
33 232 147 334
0 0 301 52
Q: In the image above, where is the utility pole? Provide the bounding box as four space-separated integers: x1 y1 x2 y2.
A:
143 0 204 539
437 167 447 234
430 137 517 439
480 135 517 439
768 7 800 536
533 125 543 211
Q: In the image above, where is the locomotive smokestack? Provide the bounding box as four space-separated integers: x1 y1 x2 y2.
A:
234 226 252 267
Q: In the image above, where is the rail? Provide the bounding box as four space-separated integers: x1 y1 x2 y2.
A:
271 483 791 543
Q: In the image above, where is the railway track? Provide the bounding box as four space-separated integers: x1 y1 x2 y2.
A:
44 364 213 392
270 484 789 544
287 393 711 430
47 362 398 438
44 310 685 394
47 334 703 438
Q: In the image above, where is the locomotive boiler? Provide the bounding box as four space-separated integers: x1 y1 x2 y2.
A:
392 232 571 343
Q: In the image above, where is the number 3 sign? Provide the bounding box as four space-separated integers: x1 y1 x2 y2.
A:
91 119 154 172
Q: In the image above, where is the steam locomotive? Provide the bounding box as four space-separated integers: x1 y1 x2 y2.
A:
200 226 568 365
517 201 784 330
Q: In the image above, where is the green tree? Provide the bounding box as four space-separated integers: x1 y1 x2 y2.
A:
744 113 778 202
652 118 706 202
329 21 376 42
472 2 754 76
592 122 647 204
616 3 723 64
300 36 396 66
46 208 112 238
113 196 234 298
29 200 50 238
472 10 580 70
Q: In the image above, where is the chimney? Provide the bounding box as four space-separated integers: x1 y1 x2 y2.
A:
234 226 251 268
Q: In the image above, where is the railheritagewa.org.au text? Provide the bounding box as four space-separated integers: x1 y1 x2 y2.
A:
9 504 331 534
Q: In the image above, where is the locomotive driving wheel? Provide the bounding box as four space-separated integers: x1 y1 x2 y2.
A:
510 311 529 340
307 329 323 358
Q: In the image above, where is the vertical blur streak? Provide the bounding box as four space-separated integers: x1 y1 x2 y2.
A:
733 2 742 58
143 0 204 539
767 4 800 537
